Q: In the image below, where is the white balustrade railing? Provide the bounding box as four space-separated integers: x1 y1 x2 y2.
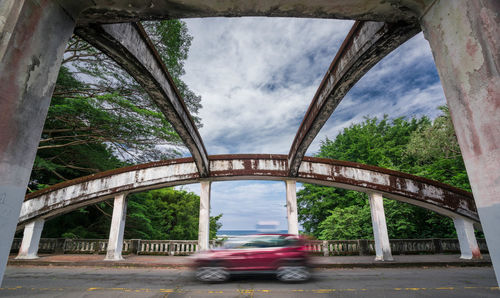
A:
10 238 488 256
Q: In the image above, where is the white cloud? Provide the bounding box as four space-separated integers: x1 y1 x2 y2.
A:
179 18 445 229
179 181 288 230
308 33 445 155
183 17 354 154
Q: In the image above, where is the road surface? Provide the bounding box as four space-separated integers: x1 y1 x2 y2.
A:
1 266 498 297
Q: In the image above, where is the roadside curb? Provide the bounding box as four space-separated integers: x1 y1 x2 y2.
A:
7 260 190 269
313 261 492 269
8 259 492 269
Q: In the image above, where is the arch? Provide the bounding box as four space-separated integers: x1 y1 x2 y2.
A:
18 154 478 230
76 22 210 177
287 21 420 175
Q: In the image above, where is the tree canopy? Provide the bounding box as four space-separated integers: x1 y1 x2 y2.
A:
298 108 469 240
43 188 222 240
30 20 221 240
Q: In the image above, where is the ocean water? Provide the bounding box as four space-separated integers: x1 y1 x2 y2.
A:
217 230 288 236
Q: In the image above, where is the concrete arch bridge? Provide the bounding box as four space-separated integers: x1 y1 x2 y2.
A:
1 0 498 286
17 154 481 262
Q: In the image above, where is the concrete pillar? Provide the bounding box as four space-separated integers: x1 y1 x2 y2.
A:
198 181 211 251
420 0 500 285
286 180 299 235
105 193 128 261
15 219 45 259
368 192 393 261
453 217 481 260
0 0 77 284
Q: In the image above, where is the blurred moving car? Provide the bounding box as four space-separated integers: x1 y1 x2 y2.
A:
192 234 311 282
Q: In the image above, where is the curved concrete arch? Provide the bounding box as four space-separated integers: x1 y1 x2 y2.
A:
287 21 420 176
76 22 210 177
18 154 478 230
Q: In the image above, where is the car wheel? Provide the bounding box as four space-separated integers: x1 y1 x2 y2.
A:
195 266 229 282
276 266 310 282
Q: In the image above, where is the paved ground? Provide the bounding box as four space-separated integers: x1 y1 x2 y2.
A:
1 266 498 297
7 253 493 268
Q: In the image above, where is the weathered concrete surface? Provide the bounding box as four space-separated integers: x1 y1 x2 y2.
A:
298 156 478 222
368 193 393 261
76 23 209 178
0 0 77 285
19 159 200 228
198 181 211 251
0 0 24 60
285 180 299 235
15 219 44 260
453 217 481 260
288 21 420 176
18 155 479 231
105 194 128 261
73 0 433 24
420 0 500 286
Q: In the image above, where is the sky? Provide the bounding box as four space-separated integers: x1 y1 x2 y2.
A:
176 17 446 230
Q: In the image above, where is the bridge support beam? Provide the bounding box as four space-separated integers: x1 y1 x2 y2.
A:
453 217 481 260
105 193 128 261
0 0 76 284
198 181 211 251
286 180 299 235
15 219 44 260
368 193 393 261
421 0 500 285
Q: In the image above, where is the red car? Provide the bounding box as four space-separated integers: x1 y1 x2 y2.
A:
192 234 311 282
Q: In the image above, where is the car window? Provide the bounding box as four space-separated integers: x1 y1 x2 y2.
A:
222 235 300 249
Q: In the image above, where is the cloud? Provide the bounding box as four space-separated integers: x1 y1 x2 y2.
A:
179 18 446 229
179 181 288 230
307 33 445 155
183 17 354 155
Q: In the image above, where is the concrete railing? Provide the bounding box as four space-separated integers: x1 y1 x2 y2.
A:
10 238 222 256
306 238 489 256
10 238 488 256
138 240 197 255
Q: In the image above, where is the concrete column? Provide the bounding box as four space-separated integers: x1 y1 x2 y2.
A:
0 0 77 284
15 219 45 259
368 193 393 261
453 217 481 260
286 180 299 235
105 193 128 260
198 181 211 251
420 0 500 285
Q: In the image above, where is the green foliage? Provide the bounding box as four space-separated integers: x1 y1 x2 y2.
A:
405 106 470 191
35 20 216 240
319 203 373 240
298 109 469 239
144 20 202 124
298 186 363 236
43 188 222 240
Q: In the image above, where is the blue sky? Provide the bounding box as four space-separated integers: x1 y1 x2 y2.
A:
176 17 446 230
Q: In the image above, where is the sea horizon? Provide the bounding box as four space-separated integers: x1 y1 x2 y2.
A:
217 229 288 236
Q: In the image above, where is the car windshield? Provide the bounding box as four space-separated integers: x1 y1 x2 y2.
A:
222 235 299 249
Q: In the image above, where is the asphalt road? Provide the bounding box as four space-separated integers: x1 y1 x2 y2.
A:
1 266 498 297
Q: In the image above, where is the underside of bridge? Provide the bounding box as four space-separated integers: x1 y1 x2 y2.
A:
0 0 498 286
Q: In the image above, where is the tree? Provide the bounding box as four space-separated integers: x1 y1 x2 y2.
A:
298 110 469 240
35 20 217 240
125 188 221 240
319 204 372 240
31 20 201 190
43 188 222 240
405 106 470 190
